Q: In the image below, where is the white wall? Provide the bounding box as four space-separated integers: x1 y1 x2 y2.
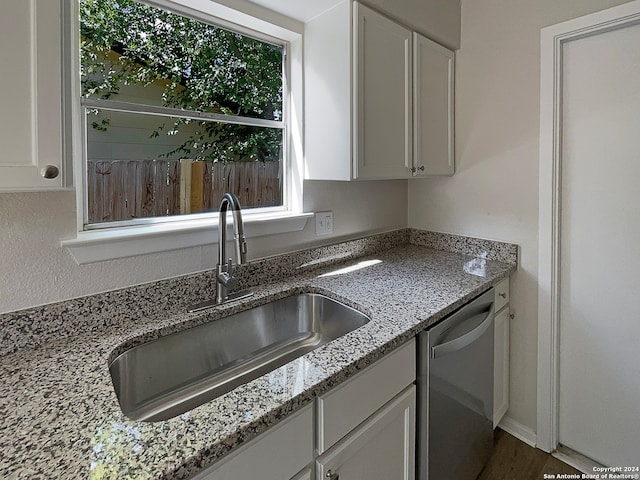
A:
408 0 631 436
0 180 406 314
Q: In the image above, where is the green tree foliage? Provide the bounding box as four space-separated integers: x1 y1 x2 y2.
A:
80 0 283 162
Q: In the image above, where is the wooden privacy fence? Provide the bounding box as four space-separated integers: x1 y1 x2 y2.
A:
87 159 282 224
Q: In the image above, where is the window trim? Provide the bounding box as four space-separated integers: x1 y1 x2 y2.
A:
82 98 285 130
64 0 306 263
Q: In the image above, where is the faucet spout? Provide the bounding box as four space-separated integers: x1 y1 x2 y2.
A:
218 192 247 266
216 193 250 304
186 192 253 313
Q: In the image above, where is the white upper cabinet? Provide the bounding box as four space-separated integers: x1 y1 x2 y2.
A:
304 1 454 181
0 0 68 191
304 0 352 181
355 3 412 179
304 1 411 180
413 33 455 176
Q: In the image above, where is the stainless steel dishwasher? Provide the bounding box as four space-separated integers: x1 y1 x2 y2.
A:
416 288 495 480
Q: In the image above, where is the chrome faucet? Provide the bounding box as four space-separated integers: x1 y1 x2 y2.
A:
187 192 252 313
216 192 248 303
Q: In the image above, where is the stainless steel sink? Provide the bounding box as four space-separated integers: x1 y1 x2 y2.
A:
109 293 370 422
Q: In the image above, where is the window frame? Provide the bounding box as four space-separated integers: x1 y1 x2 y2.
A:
63 0 308 263
80 0 289 229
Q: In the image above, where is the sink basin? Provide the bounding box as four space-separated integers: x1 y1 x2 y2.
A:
109 293 370 421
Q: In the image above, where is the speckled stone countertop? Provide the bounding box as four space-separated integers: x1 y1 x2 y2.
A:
0 230 516 479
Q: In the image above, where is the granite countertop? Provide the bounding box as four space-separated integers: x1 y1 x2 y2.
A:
0 233 516 479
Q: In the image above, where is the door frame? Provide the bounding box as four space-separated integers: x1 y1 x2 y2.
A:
537 0 640 453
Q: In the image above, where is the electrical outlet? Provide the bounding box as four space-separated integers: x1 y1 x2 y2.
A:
315 211 334 235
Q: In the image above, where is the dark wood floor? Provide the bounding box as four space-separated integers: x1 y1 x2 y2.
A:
477 429 582 480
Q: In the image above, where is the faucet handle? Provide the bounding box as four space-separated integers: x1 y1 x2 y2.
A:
225 276 238 291
226 257 234 273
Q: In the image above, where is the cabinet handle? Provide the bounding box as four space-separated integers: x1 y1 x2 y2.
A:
326 470 340 480
409 165 425 176
41 165 59 179
498 292 507 298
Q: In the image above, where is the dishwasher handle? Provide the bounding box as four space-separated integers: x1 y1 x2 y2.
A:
431 303 495 359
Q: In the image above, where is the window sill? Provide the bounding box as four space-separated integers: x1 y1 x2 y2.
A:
61 211 313 264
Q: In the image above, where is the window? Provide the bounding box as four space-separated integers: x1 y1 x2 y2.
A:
79 0 287 228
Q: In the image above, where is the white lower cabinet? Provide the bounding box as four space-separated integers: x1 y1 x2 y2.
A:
290 465 314 480
190 339 417 480
316 339 416 480
316 338 416 453
189 404 314 480
493 277 511 428
316 386 416 480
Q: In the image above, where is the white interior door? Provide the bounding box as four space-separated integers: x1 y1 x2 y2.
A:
559 20 640 466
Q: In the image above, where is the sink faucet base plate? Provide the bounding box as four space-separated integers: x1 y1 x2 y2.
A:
187 289 254 313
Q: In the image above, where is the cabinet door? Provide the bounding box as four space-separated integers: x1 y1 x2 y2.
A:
190 405 313 480
0 0 66 191
316 386 415 480
317 338 415 454
493 306 510 427
354 3 412 179
291 466 314 480
413 33 454 176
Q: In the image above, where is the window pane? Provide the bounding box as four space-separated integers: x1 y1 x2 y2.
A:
80 0 283 121
86 108 283 225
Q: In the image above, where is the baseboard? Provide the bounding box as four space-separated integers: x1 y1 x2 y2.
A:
497 415 537 448
553 445 605 474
